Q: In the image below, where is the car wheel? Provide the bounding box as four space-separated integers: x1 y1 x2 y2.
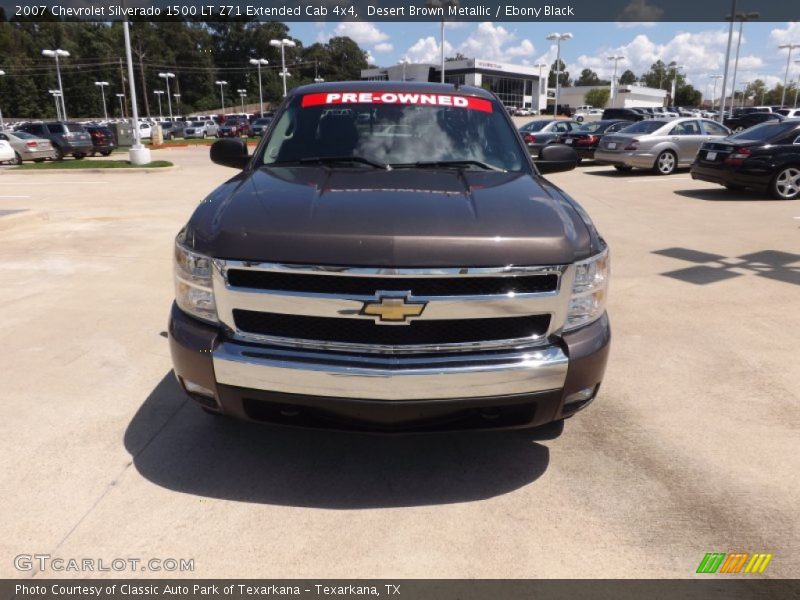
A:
54 146 64 161
101 150 112 157
10 152 22 166
74 154 85 160
733 126 745 133
614 165 633 172
91 151 97 157
770 166 800 200
576 116 584 123
654 150 677 175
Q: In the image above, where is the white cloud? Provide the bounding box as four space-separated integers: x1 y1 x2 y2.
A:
374 42 394 53
405 22 535 65
406 36 454 63
769 22 800 47
615 22 656 29
331 22 389 46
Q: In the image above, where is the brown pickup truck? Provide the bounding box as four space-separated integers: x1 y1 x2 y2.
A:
169 81 610 432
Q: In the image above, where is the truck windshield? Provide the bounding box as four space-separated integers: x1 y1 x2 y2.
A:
259 91 528 172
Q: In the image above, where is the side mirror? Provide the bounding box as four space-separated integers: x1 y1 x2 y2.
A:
210 138 249 169
534 144 579 174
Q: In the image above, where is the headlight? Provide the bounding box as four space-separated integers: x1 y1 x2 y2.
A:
564 248 609 331
174 232 218 324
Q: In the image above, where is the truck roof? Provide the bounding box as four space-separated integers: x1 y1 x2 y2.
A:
288 80 495 100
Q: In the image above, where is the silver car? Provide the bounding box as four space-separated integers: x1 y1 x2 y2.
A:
183 120 218 139
594 117 732 174
0 130 58 164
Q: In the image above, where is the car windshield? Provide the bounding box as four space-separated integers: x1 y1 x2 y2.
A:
12 131 37 139
619 121 666 134
260 91 528 172
66 123 85 133
728 122 796 142
224 119 240 126
191 121 204 127
576 121 609 133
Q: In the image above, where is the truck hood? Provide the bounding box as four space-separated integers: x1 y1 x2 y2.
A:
184 165 593 267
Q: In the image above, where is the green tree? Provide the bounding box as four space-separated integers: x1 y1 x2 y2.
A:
618 69 637 85
575 68 609 87
584 88 610 108
548 58 571 88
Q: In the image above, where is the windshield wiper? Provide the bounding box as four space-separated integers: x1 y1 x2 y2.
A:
392 160 505 172
273 156 390 170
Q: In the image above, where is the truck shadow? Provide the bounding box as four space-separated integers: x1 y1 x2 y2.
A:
123 373 554 508
673 189 776 202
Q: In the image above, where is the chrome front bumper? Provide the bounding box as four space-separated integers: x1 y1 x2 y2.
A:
212 342 568 400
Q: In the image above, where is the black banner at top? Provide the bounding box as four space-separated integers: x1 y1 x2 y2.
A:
2 0 799 22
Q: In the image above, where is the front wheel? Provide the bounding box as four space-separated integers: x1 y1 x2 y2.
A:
733 126 745 133
770 166 800 200
100 150 112 157
654 150 677 175
10 152 22 166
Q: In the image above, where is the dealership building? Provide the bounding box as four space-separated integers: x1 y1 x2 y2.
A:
362 59 668 111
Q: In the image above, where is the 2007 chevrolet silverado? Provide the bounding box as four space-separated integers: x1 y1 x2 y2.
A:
169 82 610 432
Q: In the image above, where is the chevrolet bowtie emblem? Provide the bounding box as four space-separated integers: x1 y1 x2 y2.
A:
361 294 427 324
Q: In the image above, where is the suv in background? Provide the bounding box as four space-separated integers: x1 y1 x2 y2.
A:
217 116 252 138
18 121 93 160
601 108 645 122
84 125 116 156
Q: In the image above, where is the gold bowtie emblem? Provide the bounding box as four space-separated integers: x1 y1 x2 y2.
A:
361 295 427 323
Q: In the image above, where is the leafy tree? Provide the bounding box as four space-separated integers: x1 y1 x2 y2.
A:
575 68 609 87
584 88 610 108
548 58 571 88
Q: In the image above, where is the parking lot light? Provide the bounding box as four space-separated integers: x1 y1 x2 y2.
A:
670 65 685 106
42 48 69 121
709 75 723 112
237 89 246 114
215 80 228 114
726 12 759 117
94 81 109 120
546 33 573 116
607 55 625 105
159 72 175 122
0 69 5 131
779 43 800 107
154 90 164 121
116 93 125 119
249 58 268 117
270 39 296 97
48 89 62 121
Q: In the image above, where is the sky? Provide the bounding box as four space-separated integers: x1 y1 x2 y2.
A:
290 20 800 98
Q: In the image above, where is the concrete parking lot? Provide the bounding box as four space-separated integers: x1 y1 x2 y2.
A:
1 148 798 578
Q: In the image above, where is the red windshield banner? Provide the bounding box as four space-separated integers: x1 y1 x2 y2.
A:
301 92 493 113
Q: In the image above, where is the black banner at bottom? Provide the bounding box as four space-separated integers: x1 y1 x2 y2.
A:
4 580 800 600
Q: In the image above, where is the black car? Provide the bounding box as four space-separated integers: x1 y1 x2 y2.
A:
518 118 581 153
84 125 116 156
601 108 645 122
160 121 186 140
17 121 93 160
723 111 784 133
250 117 273 137
690 120 800 199
556 120 632 160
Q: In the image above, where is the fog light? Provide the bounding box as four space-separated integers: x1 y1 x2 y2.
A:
563 386 598 414
184 379 215 398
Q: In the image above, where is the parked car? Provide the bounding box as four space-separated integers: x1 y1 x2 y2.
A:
171 81 608 432
160 121 186 140
217 117 251 137
184 120 218 139
0 139 14 163
519 119 581 153
724 111 784 133
84 125 116 156
574 108 604 123
601 108 645 122
594 117 733 175
17 121 93 160
138 122 152 140
691 120 800 199
776 108 800 119
556 120 633 161
250 117 273 137
513 107 533 116
0 130 57 164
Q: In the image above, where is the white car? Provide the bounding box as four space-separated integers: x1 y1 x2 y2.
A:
0 139 14 163
574 108 603 123
137 122 152 139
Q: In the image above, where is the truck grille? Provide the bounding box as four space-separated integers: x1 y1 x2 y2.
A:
227 269 558 296
233 310 550 346
214 261 571 355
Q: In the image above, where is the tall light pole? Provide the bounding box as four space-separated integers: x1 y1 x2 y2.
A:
779 43 800 107
49 90 62 121
215 80 228 114
546 32 573 115
249 58 268 117
670 64 685 106
425 0 459 83
741 81 750 108
795 61 800 107
123 20 149 164
42 49 69 121
398 58 410 82
116 93 126 118
270 39 296 97
94 81 109 120
314 60 324 83
173 93 181 117
726 11 759 117
154 90 164 120
0 70 5 131
237 89 246 113
607 55 625 105
709 75 723 112
717 0 737 121
533 62 547 112
159 72 175 122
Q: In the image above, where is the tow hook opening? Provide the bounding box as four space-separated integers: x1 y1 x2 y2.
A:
561 384 599 415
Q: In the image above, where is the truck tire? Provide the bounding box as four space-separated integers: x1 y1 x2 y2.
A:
654 150 677 175
770 166 800 200
54 146 64 161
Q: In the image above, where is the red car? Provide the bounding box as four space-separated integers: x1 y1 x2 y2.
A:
217 117 251 138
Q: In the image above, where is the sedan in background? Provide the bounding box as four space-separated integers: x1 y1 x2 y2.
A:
0 130 57 164
84 125 116 156
0 139 14 163
691 120 800 199
518 118 581 153
556 120 632 161
574 108 604 123
723 111 784 133
17 121 93 160
595 117 733 175
250 117 273 137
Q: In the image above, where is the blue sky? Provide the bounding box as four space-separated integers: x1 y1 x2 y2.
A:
289 21 800 97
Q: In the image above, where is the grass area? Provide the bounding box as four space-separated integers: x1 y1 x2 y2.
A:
15 159 173 170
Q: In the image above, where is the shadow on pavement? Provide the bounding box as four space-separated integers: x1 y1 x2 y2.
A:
124 372 554 508
673 188 776 202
